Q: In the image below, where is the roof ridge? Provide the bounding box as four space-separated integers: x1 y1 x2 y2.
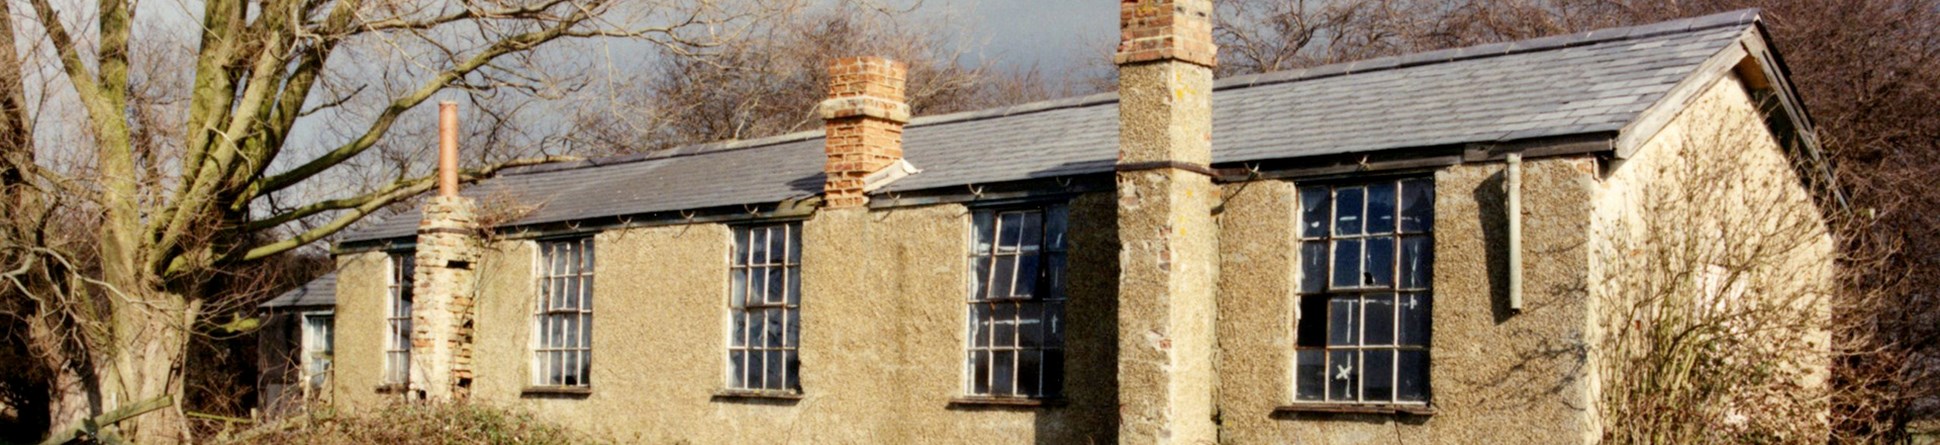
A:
1214 8 1761 91
495 9 1761 178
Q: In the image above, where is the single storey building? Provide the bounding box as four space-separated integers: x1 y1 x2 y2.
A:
314 4 1833 443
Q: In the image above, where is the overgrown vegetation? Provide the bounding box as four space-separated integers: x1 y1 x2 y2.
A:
219 402 608 445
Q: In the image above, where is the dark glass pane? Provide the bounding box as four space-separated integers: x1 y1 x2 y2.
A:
1332 239 1362 288
766 267 786 304
1018 350 1043 397
733 228 750 261
1296 296 1328 348
1046 254 1068 299
1334 186 1365 235
1328 295 1360 346
992 351 1016 395
1364 237 1395 287
787 224 803 264
1364 294 1395 346
991 256 1017 298
1399 236 1433 289
731 312 747 347
1300 241 1327 293
997 213 1025 252
972 211 995 253
581 240 595 274
786 267 802 306
1367 182 1397 234
748 268 768 306
1295 350 1325 401
1327 350 1359 401
765 309 785 348
971 351 990 394
1015 254 1040 297
994 304 1017 347
1400 179 1434 233
747 348 765 388
1017 212 1043 249
750 228 769 265
1399 293 1432 346
745 310 762 349
786 309 800 347
1364 349 1395 402
1045 206 1069 251
765 351 785 390
1043 303 1065 347
1043 349 1065 398
768 226 787 265
1397 350 1429 402
785 351 800 390
1299 187 1332 238
1019 302 1043 348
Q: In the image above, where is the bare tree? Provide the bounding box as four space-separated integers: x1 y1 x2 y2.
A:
569 4 1059 154
0 0 782 442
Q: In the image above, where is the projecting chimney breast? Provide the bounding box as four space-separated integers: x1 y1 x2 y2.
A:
820 56 909 209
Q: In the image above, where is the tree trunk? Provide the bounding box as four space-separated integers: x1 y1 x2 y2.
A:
100 290 195 443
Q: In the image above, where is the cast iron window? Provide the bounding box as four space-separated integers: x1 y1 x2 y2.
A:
727 223 803 392
1294 178 1434 405
533 237 594 387
965 204 1067 399
384 253 414 386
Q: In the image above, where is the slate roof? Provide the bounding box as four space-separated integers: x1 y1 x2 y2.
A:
261 272 337 309
341 9 1765 243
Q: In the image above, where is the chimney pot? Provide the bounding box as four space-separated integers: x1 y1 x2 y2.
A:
438 101 460 198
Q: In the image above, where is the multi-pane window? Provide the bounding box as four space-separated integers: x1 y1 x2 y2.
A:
1294 178 1434 405
384 253 414 386
966 205 1067 399
301 312 335 393
533 238 594 387
727 223 803 392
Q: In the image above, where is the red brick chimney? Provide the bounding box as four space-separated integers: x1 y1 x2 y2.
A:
820 56 909 209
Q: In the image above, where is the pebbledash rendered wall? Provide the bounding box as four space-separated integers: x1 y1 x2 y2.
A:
328 76 1824 444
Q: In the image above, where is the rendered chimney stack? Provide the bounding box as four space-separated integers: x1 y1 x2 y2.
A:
820 56 910 209
1112 0 1220 443
412 101 480 401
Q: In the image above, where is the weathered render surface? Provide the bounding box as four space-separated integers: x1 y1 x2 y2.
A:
331 251 391 409
1215 155 1604 444
331 194 1119 443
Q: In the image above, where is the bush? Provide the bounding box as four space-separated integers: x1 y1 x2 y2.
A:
222 401 607 445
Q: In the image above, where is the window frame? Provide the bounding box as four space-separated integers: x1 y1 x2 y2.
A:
382 252 414 387
723 222 805 394
961 201 1069 401
530 236 596 389
1288 177 1435 411
300 310 335 396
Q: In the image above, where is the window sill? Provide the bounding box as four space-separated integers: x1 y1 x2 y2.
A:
1274 403 1435 416
373 384 409 394
521 386 592 398
712 389 804 404
948 396 1066 409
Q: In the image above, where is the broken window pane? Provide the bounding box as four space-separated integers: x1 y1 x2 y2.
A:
1301 241 1327 293
1332 239 1362 288
1300 186 1331 238
1364 236 1395 287
1296 296 1328 348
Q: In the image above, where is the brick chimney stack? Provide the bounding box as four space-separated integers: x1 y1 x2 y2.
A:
820 56 909 208
412 101 480 401
1112 1 1220 444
